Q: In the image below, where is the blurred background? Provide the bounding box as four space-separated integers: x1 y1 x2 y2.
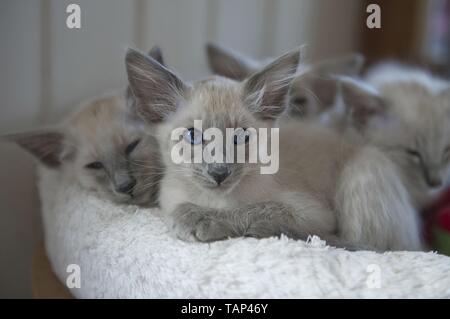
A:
0 0 449 298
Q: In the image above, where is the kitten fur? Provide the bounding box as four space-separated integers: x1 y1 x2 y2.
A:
126 48 422 251
206 43 364 121
6 93 162 206
339 63 450 210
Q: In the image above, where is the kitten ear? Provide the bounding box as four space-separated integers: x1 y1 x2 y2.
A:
125 46 165 105
339 78 386 129
244 48 301 120
288 54 364 116
289 71 339 116
206 43 261 80
148 46 164 66
4 130 70 168
313 53 364 77
126 48 187 123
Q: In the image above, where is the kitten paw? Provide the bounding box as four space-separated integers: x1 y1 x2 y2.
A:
170 211 229 243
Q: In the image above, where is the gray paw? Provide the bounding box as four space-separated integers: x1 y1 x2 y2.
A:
170 211 229 243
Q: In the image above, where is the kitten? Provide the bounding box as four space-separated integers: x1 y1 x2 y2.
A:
6 93 162 206
126 48 422 251
339 63 450 210
6 46 165 206
206 43 364 120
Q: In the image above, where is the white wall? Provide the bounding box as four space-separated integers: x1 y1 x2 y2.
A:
0 0 362 297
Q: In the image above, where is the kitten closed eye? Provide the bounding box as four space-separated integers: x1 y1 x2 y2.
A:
125 139 140 155
85 161 104 170
405 148 422 161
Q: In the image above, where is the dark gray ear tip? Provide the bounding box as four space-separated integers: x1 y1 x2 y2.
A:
125 47 140 56
148 46 161 54
148 46 164 65
286 47 302 64
126 47 163 67
206 43 221 54
206 43 229 62
271 47 302 69
125 48 148 64
1 130 66 168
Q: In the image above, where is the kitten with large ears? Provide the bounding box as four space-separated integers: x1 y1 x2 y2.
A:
339 64 450 209
126 48 422 251
6 94 162 206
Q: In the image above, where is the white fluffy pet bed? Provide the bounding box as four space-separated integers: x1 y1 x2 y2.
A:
38 167 450 298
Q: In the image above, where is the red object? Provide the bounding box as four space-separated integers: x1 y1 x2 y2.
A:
423 187 450 245
437 208 450 232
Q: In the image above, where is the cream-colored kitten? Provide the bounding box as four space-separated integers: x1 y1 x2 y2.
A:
339 64 450 210
126 48 422 251
7 93 162 206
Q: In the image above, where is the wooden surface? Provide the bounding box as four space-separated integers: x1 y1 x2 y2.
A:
31 242 73 299
361 0 425 66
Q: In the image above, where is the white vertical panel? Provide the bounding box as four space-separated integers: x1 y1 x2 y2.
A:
209 0 270 58
0 0 42 133
270 0 315 57
141 0 210 80
48 0 137 120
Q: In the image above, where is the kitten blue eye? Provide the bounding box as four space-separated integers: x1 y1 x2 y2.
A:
234 128 250 145
184 128 202 145
125 139 140 155
85 161 104 170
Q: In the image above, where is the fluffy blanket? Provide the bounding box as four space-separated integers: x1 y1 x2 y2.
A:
38 167 450 298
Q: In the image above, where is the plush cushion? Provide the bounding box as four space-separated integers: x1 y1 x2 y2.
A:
39 167 450 298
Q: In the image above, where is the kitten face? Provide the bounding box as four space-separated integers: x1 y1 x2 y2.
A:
158 78 262 193
8 95 161 206
126 47 300 194
340 71 450 208
68 96 161 205
369 84 450 206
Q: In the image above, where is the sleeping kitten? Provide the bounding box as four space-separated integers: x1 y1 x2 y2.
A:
6 93 162 206
338 64 450 210
6 46 165 206
206 43 364 120
126 48 422 251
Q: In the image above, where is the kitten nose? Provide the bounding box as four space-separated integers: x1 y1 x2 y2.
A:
425 175 442 188
116 177 137 195
424 169 442 188
208 166 230 185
